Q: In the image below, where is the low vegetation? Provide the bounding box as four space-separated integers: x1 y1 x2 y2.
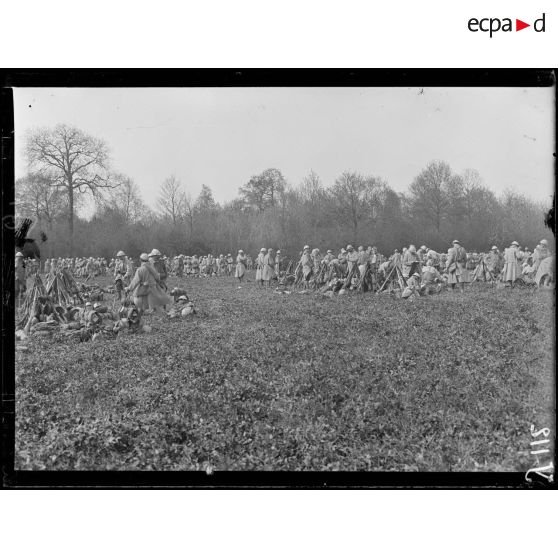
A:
15 274 554 471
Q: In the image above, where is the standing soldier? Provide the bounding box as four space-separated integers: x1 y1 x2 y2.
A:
357 246 368 277
484 246 502 281
85 257 95 279
235 250 247 284
346 245 358 274
402 245 420 279
300 245 313 289
502 241 521 287
389 249 402 270
191 255 199 276
263 248 276 287
445 239 470 292
149 249 168 290
126 253 172 318
255 248 266 286
218 254 227 276
311 248 322 276
114 250 132 301
337 248 348 276
227 254 234 276
176 255 184 278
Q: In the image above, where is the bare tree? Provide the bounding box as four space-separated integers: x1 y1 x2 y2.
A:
239 168 286 211
329 171 382 242
104 175 147 225
408 160 453 236
15 172 66 227
157 175 185 224
25 124 118 252
183 192 196 239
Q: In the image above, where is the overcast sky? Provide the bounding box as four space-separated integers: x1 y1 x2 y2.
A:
14 87 555 212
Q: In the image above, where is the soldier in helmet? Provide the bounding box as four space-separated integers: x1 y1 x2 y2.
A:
346 245 358 274
149 249 168 291
445 240 470 292
235 250 247 283
114 250 133 301
255 248 266 287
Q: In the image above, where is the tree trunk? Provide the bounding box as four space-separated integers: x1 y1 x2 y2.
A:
68 181 74 255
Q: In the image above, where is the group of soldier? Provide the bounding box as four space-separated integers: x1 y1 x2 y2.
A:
15 236 554 305
241 238 554 295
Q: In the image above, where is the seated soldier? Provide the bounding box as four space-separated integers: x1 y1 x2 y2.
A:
421 260 444 294
401 272 422 300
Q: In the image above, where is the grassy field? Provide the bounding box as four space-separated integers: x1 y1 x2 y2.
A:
15 272 555 471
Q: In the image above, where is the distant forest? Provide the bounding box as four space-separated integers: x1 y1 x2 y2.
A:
15 124 553 259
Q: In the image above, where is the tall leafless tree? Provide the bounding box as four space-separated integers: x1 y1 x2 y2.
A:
25 124 118 252
157 175 186 224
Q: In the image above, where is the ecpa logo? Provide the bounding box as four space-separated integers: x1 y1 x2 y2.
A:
468 13 546 37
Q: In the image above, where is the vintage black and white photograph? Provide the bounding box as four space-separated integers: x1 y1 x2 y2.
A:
9 81 555 476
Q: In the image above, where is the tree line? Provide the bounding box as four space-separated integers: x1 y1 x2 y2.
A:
15 124 552 260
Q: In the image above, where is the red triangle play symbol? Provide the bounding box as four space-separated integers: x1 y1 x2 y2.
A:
516 19 530 31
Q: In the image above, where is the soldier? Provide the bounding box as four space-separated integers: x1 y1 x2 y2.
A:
226 253 234 276
311 248 322 275
235 250 247 283
337 248 348 275
484 246 502 281
346 245 359 274
390 249 402 270
402 272 422 300
263 248 276 287
322 249 334 265
149 249 168 290
445 239 470 292
357 246 368 277
369 246 379 265
502 241 521 287
85 257 95 279
421 260 444 294
532 240 549 272
190 255 198 276
209 253 218 276
114 250 133 301
174 255 183 278
426 248 440 270
417 245 428 264
218 254 227 276
402 245 420 279
255 248 266 286
300 245 313 289
126 253 159 317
